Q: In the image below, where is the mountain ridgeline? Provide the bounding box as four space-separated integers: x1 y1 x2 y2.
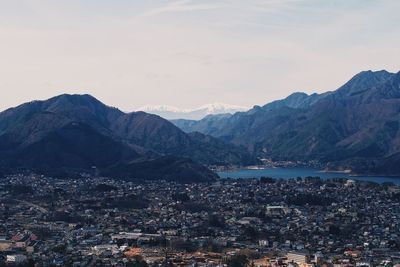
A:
2 69 399 180
0 94 258 182
138 103 248 120
172 70 400 176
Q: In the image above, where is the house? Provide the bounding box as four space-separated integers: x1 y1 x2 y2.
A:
6 254 27 264
287 251 310 265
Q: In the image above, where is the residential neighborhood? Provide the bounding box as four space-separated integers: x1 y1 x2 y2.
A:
0 174 399 266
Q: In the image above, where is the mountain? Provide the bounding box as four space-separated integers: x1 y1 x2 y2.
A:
0 94 257 182
172 113 233 135
101 155 218 183
172 92 331 135
137 103 248 120
262 91 332 110
172 70 400 175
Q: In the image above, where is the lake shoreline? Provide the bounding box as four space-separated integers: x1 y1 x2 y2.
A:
217 167 400 185
216 165 400 179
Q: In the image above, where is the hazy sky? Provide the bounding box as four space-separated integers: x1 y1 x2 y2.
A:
0 0 399 112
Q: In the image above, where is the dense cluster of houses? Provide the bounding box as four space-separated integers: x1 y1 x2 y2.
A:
0 174 399 266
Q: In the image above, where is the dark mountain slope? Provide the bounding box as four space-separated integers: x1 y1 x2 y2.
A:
185 132 257 166
173 70 400 175
0 94 256 166
262 91 331 110
4 122 138 170
172 91 331 137
277 71 400 161
0 94 258 181
334 70 393 98
242 71 400 161
111 111 192 155
109 111 258 165
172 113 232 134
0 94 121 146
102 155 218 183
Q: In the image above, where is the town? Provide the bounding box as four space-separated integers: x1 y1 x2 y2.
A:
0 174 399 267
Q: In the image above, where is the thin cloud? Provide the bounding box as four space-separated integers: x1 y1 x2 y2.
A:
0 0 398 111
142 0 223 16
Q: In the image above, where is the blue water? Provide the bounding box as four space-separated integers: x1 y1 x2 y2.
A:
217 167 400 185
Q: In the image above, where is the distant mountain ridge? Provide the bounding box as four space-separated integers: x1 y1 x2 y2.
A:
138 102 248 120
172 92 332 135
172 70 400 176
3 69 399 178
0 94 258 182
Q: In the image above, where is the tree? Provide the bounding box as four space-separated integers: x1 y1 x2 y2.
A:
26 259 36 267
227 255 249 267
126 256 149 267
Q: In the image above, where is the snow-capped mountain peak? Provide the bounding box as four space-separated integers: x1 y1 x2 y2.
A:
137 103 249 120
198 102 248 114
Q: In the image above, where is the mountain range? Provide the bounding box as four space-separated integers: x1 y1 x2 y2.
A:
0 95 257 182
172 70 400 176
2 69 399 180
137 103 248 120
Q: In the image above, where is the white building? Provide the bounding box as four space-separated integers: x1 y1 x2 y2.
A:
7 254 27 264
287 252 310 265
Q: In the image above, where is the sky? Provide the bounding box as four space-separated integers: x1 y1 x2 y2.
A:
0 0 399 112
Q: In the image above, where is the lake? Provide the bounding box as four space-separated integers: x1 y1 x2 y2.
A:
217 167 400 185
